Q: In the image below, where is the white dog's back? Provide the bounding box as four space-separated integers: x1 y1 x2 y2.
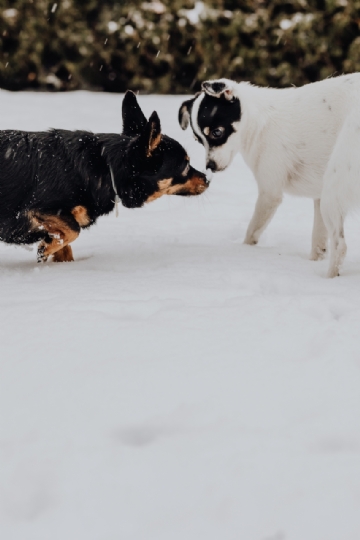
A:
237 74 360 199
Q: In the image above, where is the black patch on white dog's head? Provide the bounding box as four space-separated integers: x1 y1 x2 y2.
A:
179 82 241 151
202 81 226 95
178 97 195 130
197 93 241 148
178 92 201 131
201 79 235 101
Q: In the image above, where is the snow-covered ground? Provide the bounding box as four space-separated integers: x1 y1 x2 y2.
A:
1 91 360 540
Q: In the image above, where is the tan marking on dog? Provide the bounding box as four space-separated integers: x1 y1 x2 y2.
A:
52 245 74 262
147 128 162 157
29 212 79 260
175 176 208 195
204 127 210 136
146 179 172 202
71 205 91 227
146 174 208 203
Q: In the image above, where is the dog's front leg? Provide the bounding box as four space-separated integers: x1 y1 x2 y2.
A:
324 215 346 278
310 199 328 261
31 213 80 262
320 193 347 278
244 190 282 245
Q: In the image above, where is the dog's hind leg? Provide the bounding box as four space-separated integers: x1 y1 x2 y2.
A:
310 199 328 261
321 206 346 278
30 213 80 263
52 245 74 262
319 109 360 277
244 190 282 245
321 167 348 278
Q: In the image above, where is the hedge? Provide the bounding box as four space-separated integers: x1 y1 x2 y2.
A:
0 0 360 93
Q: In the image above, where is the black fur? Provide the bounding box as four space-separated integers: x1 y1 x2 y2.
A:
0 91 208 261
197 94 241 147
179 92 241 149
202 82 226 94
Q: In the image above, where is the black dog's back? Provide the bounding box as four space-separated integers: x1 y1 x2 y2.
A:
0 131 40 218
0 129 110 215
0 129 117 244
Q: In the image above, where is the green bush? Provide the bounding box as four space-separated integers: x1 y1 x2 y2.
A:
0 0 360 92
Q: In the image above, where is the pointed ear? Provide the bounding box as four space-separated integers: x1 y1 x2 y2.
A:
144 111 162 157
178 97 195 130
202 80 235 101
122 90 147 136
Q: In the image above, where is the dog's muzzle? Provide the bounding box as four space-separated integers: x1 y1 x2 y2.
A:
206 160 217 172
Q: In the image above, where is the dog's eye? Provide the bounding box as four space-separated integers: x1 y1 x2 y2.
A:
182 162 190 176
210 127 224 139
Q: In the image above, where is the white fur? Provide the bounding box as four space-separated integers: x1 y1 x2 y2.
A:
191 74 360 276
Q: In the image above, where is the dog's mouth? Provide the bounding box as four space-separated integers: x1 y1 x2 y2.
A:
146 172 209 203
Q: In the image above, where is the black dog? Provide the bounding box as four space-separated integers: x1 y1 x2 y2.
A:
0 91 209 262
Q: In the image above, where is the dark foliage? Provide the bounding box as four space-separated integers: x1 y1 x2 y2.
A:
1 0 360 93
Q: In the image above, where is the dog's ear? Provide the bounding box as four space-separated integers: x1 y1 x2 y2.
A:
178 97 196 130
122 90 147 136
142 111 162 157
202 80 235 101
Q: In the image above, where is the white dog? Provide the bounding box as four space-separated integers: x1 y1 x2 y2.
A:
179 74 360 277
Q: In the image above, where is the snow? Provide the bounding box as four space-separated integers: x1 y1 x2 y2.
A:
0 91 360 540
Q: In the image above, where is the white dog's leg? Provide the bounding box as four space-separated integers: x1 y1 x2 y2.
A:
244 190 282 245
324 215 346 278
319 109 360 277
321 180 347 278
310 199 328 260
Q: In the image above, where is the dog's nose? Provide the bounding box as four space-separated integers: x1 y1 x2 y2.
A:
206 160 217 172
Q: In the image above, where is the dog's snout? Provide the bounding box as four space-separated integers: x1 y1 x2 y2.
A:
206 160 217 172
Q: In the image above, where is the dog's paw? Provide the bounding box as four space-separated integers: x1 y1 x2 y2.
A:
310 247 327 261
327 267 340 278
37 244 48 263
243 237 258 246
